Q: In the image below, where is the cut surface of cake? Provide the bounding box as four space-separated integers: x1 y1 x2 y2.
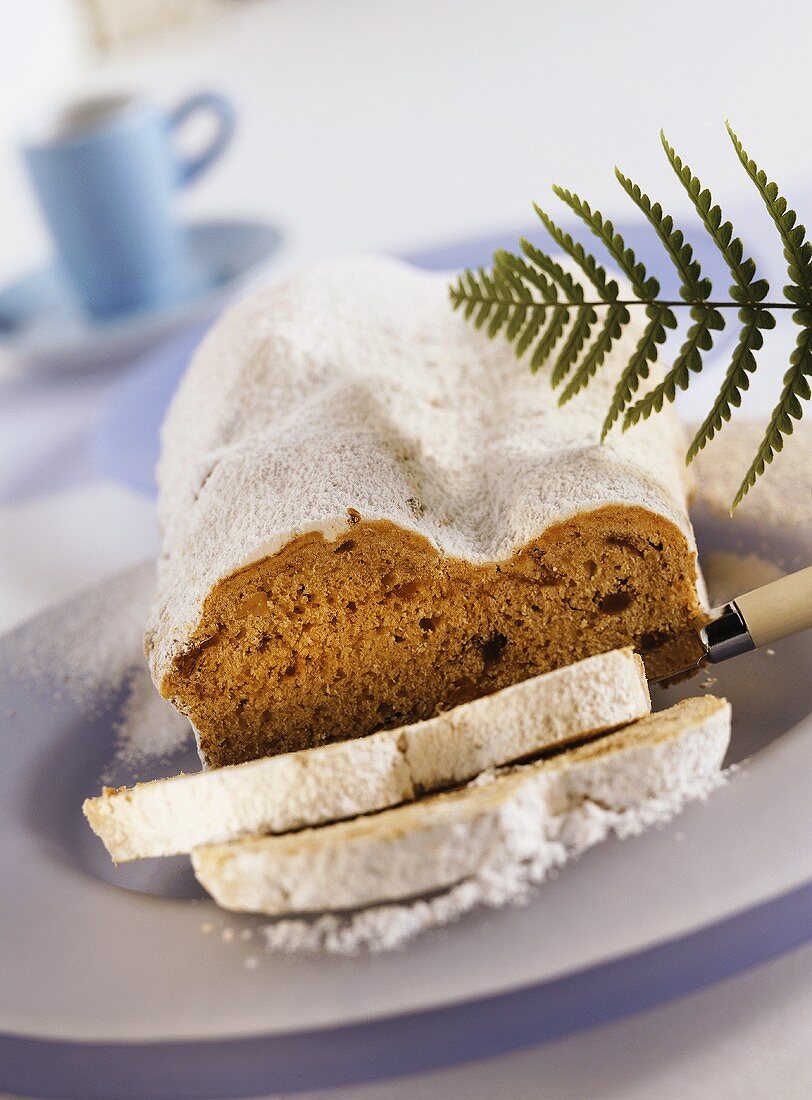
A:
146 256 706 767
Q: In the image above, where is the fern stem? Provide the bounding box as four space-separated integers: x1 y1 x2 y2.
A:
455 294 797 310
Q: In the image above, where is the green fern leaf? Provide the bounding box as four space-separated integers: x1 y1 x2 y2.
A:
493 248 559 304
460 249 576 370
726 124 812 504
450 125 810 506
625 305 724 426
602 305 675 438
686 307 775 461
559 304 630 403
491 249 559 359
549 184 669 416
494 245 578 371
530 207 635 381
446 257 554 360
661 131 767 301
530 306 570 371
551 187 659 300
473 268 499 330
732 317 812 507
551 305 597 387
532 205 618 300
516 241 583 302
727 123 812 300
492 264 532 341
661 132 774 459
514 306 547 358
614 169 711 302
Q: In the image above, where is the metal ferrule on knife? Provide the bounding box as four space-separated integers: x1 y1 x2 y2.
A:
702 602 756 664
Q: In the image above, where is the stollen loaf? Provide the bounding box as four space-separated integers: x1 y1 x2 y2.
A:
145 256 705 767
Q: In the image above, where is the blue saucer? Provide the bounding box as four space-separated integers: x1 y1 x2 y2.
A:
0 220 283 375
95 221 745 496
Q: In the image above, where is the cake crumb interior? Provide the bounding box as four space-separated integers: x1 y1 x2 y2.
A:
161 505 703 767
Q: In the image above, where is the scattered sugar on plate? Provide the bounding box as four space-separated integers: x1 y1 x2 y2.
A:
8 561 193 780
9 562 156 712
248 767 727 957
100 665 192 783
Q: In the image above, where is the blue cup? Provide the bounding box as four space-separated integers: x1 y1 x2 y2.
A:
22 91 236 319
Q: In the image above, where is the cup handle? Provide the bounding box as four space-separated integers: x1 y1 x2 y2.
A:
168 92 236 187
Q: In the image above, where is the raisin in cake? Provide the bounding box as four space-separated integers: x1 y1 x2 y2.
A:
145 256 705 767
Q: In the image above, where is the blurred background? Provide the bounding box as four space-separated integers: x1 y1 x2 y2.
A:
2 5 812 1098
0 0 809 631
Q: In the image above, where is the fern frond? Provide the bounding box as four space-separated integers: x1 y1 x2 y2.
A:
551 187 659 300
726 124 812 504
530 305 570 371
660 131 775 461
727 123 812 301
495 244 585 371
661 131 768 302
449 125 811 506
491 262 532 341
514 305 546 358
625 305 724 426
492 249 559 304
532 206 618 300
614 169 710 302
551 305 597 386
509 215 606 386
686 307 775 461
559 304 630 403
450 266 538 346
491 249 564 360
530 206 636 388
450 252 579 372
517 240 583 302
602 305 675 438
732 315 812 507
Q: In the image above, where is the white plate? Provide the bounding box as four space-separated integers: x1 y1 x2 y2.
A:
0 504 810 1099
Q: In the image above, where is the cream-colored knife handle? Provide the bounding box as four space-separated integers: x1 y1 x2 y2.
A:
733 566 812 648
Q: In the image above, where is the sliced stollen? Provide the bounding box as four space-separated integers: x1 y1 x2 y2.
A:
192 696 731 916
84 647 649 862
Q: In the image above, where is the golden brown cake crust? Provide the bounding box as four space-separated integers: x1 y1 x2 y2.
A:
158 504 703 767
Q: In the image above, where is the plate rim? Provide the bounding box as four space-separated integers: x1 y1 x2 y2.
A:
1 876 810 1098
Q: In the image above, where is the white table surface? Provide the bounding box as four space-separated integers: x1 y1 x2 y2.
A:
0 1 810 1095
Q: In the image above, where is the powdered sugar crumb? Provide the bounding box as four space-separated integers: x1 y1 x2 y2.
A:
256 769 726 956
10 562 156 713
100 666 192 783
9 561 192 780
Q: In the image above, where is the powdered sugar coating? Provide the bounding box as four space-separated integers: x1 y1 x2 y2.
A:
193 696 730 921
146 256 696 683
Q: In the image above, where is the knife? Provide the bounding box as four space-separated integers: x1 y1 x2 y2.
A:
651 565 812 684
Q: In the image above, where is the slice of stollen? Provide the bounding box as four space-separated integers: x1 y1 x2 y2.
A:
192 696 730 916
84 647 649 862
